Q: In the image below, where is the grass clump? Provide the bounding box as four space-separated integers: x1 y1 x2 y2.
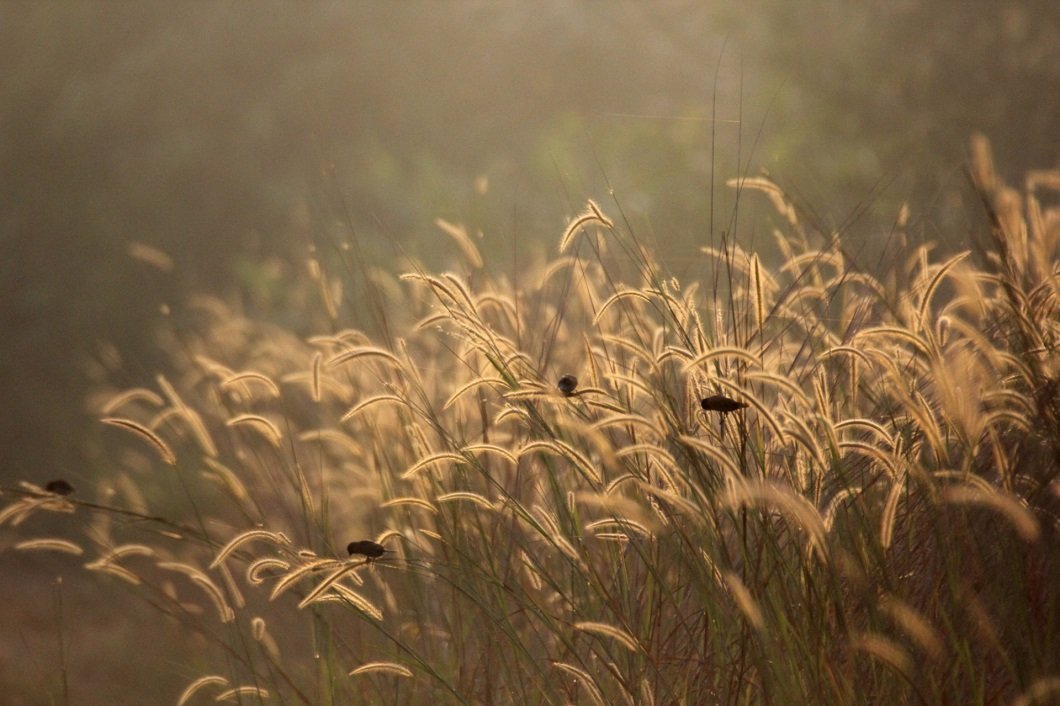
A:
3 137 1059 705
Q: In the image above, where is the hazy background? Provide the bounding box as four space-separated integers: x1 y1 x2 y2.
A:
2 0 1058 502
2 2 1059 702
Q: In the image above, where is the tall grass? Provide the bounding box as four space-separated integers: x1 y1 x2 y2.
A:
3 137 1059 705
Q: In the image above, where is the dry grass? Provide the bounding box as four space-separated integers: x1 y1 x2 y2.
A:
2 136 1058 705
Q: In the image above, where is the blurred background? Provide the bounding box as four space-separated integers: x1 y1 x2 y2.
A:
2 1 1058 484
2 2 1058 701
2 1 1060 483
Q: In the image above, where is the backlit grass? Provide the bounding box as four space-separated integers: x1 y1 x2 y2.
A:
3 137 1059 705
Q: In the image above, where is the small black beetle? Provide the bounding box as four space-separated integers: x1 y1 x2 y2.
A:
45 479 75 496
700 395 748 413
346 540 387 560
557 374 579 397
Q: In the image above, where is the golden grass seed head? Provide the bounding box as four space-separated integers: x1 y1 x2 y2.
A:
176 676 229 706
349 661 413 678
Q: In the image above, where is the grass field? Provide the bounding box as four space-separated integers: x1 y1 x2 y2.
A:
3 137 1059 705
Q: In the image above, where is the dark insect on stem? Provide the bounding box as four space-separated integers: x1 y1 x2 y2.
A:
346 540 387 560
45 479 74 496
557 374 579 397
700 395 748 413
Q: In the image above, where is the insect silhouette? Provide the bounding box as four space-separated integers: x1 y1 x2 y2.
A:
44 479 74 496
557 374 579 396
700 395 748 413
346 540 387 561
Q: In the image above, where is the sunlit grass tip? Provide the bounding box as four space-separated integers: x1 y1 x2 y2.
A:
175 676 229 706
559 199 614 253
100 416 176 465
348 661 414 678
15 538 84 555
225 414 283 448
210 529 292 569
573 621 642 652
